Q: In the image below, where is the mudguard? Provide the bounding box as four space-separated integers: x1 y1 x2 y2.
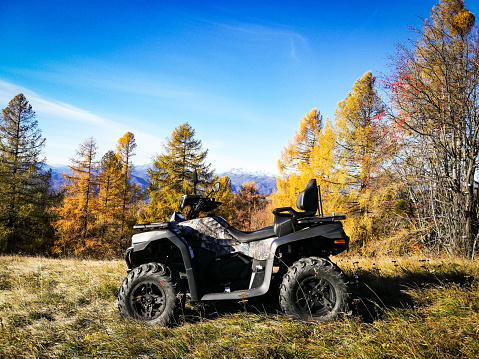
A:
271 222 349 254
129 229 200 301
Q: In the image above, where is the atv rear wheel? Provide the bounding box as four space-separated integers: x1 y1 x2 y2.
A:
279 257 349 322
118 263 180 326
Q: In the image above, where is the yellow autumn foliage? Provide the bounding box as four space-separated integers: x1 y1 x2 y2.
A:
274 73 401 251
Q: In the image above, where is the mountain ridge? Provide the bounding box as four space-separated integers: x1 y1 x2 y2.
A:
45 164 278 194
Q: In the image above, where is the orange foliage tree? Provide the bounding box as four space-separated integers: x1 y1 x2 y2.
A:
54 137 99 256
115 132 142 251
54 133 142 257
233 181 268 231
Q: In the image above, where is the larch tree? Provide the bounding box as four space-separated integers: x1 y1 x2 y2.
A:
335 72 397 247
115 132 142 253
335 72 389 191
274 109 344 216
96 150 122 255
275 109 323 209
0 93 54 254
278 108 323 177
388 0 479 256
233 181 268 231
54 137 100 256
212 176 235 223
141 122 216 222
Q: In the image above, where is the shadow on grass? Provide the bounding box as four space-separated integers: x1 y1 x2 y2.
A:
180 292 282 324
349 263 477 322
178 263 477 324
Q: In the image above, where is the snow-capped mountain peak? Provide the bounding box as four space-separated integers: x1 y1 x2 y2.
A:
225 168 277 178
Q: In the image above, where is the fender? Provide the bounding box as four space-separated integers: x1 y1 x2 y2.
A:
271 222 349 255
129 229 201 301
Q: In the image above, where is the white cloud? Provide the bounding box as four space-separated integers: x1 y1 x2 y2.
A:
0 80 163 165
0 80 112 126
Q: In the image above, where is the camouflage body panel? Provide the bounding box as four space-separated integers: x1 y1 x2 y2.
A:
179 216 276 260
232 237 276 260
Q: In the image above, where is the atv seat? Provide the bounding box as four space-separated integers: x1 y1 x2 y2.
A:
272 179 319 237
272 179 318 219
226 226 275 243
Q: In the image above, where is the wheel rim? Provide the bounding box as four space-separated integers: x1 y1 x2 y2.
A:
295 275 337 318
130 281 166 320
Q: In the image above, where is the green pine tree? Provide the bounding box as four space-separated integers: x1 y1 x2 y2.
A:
141 122 216 222
0 93 54 254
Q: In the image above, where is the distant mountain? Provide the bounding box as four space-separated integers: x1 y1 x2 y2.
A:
219 169 277 194
130 166 278 194
46 164 277 194
131 165 150 191
44 164 70 192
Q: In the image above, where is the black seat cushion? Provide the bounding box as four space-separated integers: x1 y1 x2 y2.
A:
272 179 318 219
296 179 318 215
226 226 275 243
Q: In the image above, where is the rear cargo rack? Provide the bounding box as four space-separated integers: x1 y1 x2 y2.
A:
296 214 346 225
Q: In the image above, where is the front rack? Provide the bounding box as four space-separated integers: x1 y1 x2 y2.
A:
133 222 172 230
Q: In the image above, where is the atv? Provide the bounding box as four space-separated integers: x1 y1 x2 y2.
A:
118 178 350 325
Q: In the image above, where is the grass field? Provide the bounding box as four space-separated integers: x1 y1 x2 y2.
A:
0 254 478 358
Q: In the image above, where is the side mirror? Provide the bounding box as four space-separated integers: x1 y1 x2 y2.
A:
207 182 221 197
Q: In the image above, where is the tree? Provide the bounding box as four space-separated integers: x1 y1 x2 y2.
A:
53 137 99 256
336 72 390 190
212 176 235 223
274 109 345 217
233 181 268 231
335 72 397 247
54 133 142 257
0 94 54 254
278 109 323 177
387 0 478 256
141 122 216 222
274 99 399 251
96 150 122 254
115 132 142 252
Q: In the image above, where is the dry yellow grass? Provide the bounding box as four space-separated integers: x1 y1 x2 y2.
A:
0 254 478 358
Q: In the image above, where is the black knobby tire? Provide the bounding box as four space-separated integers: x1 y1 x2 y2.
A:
279 257 350 322
118 263 181 326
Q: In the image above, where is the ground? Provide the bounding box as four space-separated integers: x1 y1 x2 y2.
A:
0 255 478 358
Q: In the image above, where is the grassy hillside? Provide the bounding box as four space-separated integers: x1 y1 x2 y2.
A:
1 255 478 358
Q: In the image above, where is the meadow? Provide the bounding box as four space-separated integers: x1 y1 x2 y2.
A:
0 254 478 358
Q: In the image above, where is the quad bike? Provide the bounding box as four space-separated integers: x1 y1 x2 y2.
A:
118 178 350 325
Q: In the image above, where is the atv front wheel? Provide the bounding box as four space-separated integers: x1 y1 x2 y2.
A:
279 257 349 322
118 263 180 326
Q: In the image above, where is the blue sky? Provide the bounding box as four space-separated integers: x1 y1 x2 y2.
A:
1 1 477 174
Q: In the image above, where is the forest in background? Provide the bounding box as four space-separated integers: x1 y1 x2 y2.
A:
1 0 478 259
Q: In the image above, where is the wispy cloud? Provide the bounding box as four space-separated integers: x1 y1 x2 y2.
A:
0 80 114 127
212 21 309 61
2 65 200 102
0 80 163 164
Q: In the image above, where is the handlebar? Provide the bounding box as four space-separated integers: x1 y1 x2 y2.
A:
185 197 222 220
